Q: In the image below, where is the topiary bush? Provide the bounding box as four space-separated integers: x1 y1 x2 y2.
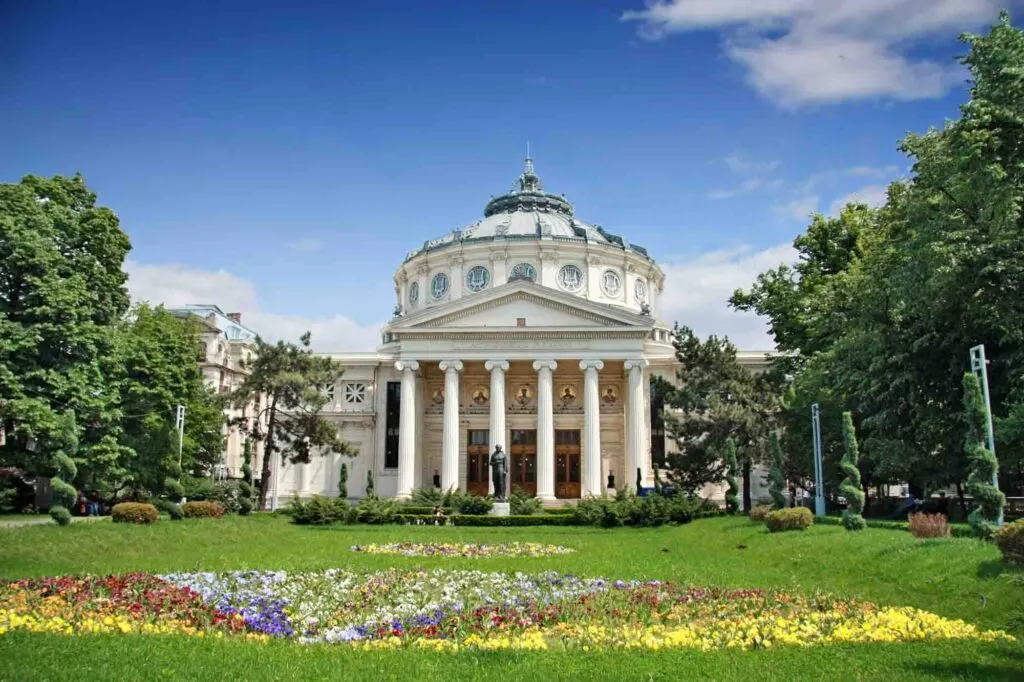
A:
338 461 348 499
995 519 1024 565
365 470 374 497
749 504 773 522
163 477 185 503
963 373 1005 538
839 412 866 531
768 431 787 510
766 507 813 533
237 497 253 516
723 438 739 515
181 501 225 519
509 487 542 516
112 502 159 524
49 506 72 526
153 498 183 520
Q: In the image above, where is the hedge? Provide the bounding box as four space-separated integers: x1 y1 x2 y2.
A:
815 515 975 538
112 502 158 525
399 505 454 515
396 513 578 527
181 501 226 519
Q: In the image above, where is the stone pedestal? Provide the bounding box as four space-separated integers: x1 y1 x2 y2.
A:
491 502 510 517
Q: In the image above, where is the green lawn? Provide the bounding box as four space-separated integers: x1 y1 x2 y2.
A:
1 515 1022 680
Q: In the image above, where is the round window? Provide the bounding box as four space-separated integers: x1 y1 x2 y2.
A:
408 281 419 305
634 278 648 304
465 265 490 292
508 262 537 282
431 273 449 300
601 270 621 297
558 264 584 292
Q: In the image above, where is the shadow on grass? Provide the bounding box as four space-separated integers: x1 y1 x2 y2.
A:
978 559 1008 580
912 649 1024 681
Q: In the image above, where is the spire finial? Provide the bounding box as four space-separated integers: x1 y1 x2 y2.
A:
524 141 534 175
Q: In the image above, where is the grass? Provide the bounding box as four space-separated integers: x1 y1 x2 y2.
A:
1 515 1023 680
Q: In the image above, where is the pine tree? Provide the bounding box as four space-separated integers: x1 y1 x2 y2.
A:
338 462 348 499
365 469 374 497
723 437 739 515
839 412 866 531
963 373 1005 537
768 431 787 509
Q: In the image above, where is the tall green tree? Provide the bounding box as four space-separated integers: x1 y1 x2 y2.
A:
116 303 226 495
839 412 866 530
660 326 779 506
231 333 353 509
0 174 131 488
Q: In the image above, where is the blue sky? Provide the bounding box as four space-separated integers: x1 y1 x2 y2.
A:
1 1 1013 350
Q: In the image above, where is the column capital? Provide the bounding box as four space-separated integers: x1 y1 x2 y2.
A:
439 360 464 373
624 359 650 372
532 359 558 372
484 359 510 372
395 360 420 372
579 359 605 372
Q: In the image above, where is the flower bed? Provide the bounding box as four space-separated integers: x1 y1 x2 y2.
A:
350 542 575 558
1 569 1013 651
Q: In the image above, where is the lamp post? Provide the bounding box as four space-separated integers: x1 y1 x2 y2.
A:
969 345 1003 526
811 403 825 517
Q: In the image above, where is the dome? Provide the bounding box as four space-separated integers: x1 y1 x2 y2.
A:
405 158 649 261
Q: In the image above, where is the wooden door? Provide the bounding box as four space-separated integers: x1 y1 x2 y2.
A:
555 429 581 499
509 429 537 496
466 429 490 497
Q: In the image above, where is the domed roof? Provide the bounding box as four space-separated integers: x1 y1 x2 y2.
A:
405 159 649 261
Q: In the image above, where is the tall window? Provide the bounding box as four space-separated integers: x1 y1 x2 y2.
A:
384 381 401 469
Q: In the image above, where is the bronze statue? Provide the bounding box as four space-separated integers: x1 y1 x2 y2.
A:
489 444 508 502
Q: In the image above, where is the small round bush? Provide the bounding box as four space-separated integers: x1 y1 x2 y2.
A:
237 496 254 516
164 477 185 503
749 504 773 522
995 519 1024 565
49 505 72 526
112 502 159 524
765 507 813 533
181 501 225 519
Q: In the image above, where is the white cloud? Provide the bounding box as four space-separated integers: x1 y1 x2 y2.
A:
287 238 323 253
773 195 819 221
623 0 1000 106
723 155 780 175
709 156 782 198
659 243 796 349
829 184 888 215
125 261 383 352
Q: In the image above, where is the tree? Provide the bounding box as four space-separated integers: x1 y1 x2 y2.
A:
338 461 348 499
723 438 739 515
839 412 866 531
231 333 353 509
365 469 374 497
768 431 787 509
0 174 131 488
964 373 1005 537
660 326 779 504
116 304 225 496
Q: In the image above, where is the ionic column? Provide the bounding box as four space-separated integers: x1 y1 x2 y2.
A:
484 359 510 496
395 360 420 499
624 359 650 493
438 360 463 492
580 359 604 497
533 360 558 501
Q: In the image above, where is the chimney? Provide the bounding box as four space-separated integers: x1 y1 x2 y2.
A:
227 312 242 323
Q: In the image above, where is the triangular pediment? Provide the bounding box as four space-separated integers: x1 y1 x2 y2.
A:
390 281 652 331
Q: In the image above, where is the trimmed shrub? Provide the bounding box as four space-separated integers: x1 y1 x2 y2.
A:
365 470 374 497
50 479 78 511
995 519 1024 565
112 502 159 524
237 497 253 516
290 495 346 525
766 507 813 533
750 504 773 522
963 373 1005 538
908 512 951 538
355 495 397 524
510 488 542 516
163 477 185 503
338 462 348 499
153 498 183 520
49 505 72 526
574 496 624 527
839 412 866 531
181 501 225 519
448 514 577 527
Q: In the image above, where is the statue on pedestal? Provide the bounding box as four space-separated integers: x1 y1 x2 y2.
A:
489 444 508 502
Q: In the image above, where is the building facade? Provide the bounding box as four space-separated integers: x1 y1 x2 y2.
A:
239 159 773 507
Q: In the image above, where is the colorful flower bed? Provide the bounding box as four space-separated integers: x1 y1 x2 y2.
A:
350 542 575 558
1 569 1014 651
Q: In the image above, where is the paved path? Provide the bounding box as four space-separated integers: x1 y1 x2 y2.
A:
0 515 111 528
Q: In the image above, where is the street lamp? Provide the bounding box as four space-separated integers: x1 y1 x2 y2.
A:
969 345 1003 526
811 403 825 517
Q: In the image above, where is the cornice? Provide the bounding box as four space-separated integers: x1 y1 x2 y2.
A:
424 291 614 327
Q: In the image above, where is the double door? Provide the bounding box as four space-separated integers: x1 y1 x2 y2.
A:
466 429 490 497
554 429 581 499
466 428 581 499
509 429 537 496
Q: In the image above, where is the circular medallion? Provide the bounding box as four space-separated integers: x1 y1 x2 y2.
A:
601 270 621 297
558 264 584 293
466 265 490 292
431 272 449 300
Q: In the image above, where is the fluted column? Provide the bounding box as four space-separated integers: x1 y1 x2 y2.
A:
438 360 463 492
624 359 650 493
484 360 509 496
580 359 604 497
395 360 419 499
533 360 557 501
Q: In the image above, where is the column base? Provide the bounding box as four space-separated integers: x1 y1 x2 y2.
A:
536 492 556 502
396 491 413 501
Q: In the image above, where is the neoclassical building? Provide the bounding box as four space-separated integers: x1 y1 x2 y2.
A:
224 160 770 507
